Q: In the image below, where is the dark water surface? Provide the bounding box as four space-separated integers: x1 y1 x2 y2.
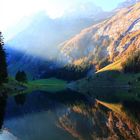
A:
0 89 140 140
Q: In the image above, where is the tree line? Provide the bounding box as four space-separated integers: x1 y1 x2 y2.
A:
15 70 27 83
122 51 140 73
41 64 92 81
0 32 8 84
0 32 27 84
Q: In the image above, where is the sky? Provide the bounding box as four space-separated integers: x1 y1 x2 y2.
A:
0 0 124 32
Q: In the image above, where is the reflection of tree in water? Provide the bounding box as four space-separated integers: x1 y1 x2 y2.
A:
122 100 140 123
14 94 26 105
0 93 7 130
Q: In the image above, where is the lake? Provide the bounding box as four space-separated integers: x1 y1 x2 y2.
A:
0 89 140 140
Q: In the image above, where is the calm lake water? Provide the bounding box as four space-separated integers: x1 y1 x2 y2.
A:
0 89 140 140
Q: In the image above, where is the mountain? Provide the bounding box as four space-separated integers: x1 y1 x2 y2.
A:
7 7 107 59
6 7 113 77
59 2 140 70
63 2 105 19
6 46 61 79
117 0 140 9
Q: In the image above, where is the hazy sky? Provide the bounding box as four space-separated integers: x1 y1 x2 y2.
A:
0 0 124 31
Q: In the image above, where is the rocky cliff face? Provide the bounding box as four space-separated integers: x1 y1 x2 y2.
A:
59 2 140 69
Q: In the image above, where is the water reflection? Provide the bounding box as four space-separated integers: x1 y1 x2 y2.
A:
14 94 26 106
122 100 140 122
0 89 140 140
0 93 7 130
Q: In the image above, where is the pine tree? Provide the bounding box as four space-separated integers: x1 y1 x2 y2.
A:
15 70 27 83
15 71 21 82
20 71 27 83
0 32 8 84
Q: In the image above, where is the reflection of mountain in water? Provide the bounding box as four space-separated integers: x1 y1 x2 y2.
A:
58 101 140 140
1 90 140 140
58 100 140 140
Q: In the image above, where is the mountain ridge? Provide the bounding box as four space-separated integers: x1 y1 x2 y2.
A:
117 0 140 9
59 2 140 70
6 10 114 78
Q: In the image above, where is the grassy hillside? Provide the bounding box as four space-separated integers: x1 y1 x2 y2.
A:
97 60 122 73
97 59 140 86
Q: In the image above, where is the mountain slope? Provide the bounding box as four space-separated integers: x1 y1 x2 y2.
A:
6 47 58 79
117 0 140 9
59 2 140 69
8 12 96 59
7 9 109 59
6 9 113 78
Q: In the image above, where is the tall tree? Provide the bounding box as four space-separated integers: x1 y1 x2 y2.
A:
0 32 8 84
20 71 27 83
15 70 27 83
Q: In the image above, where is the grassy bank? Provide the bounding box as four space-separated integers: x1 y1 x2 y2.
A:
3 78 67 96
25 78 67 93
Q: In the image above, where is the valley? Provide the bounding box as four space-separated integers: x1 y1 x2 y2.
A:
1 0 140 140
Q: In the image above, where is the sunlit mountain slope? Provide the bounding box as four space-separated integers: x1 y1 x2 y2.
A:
59 2 140 70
